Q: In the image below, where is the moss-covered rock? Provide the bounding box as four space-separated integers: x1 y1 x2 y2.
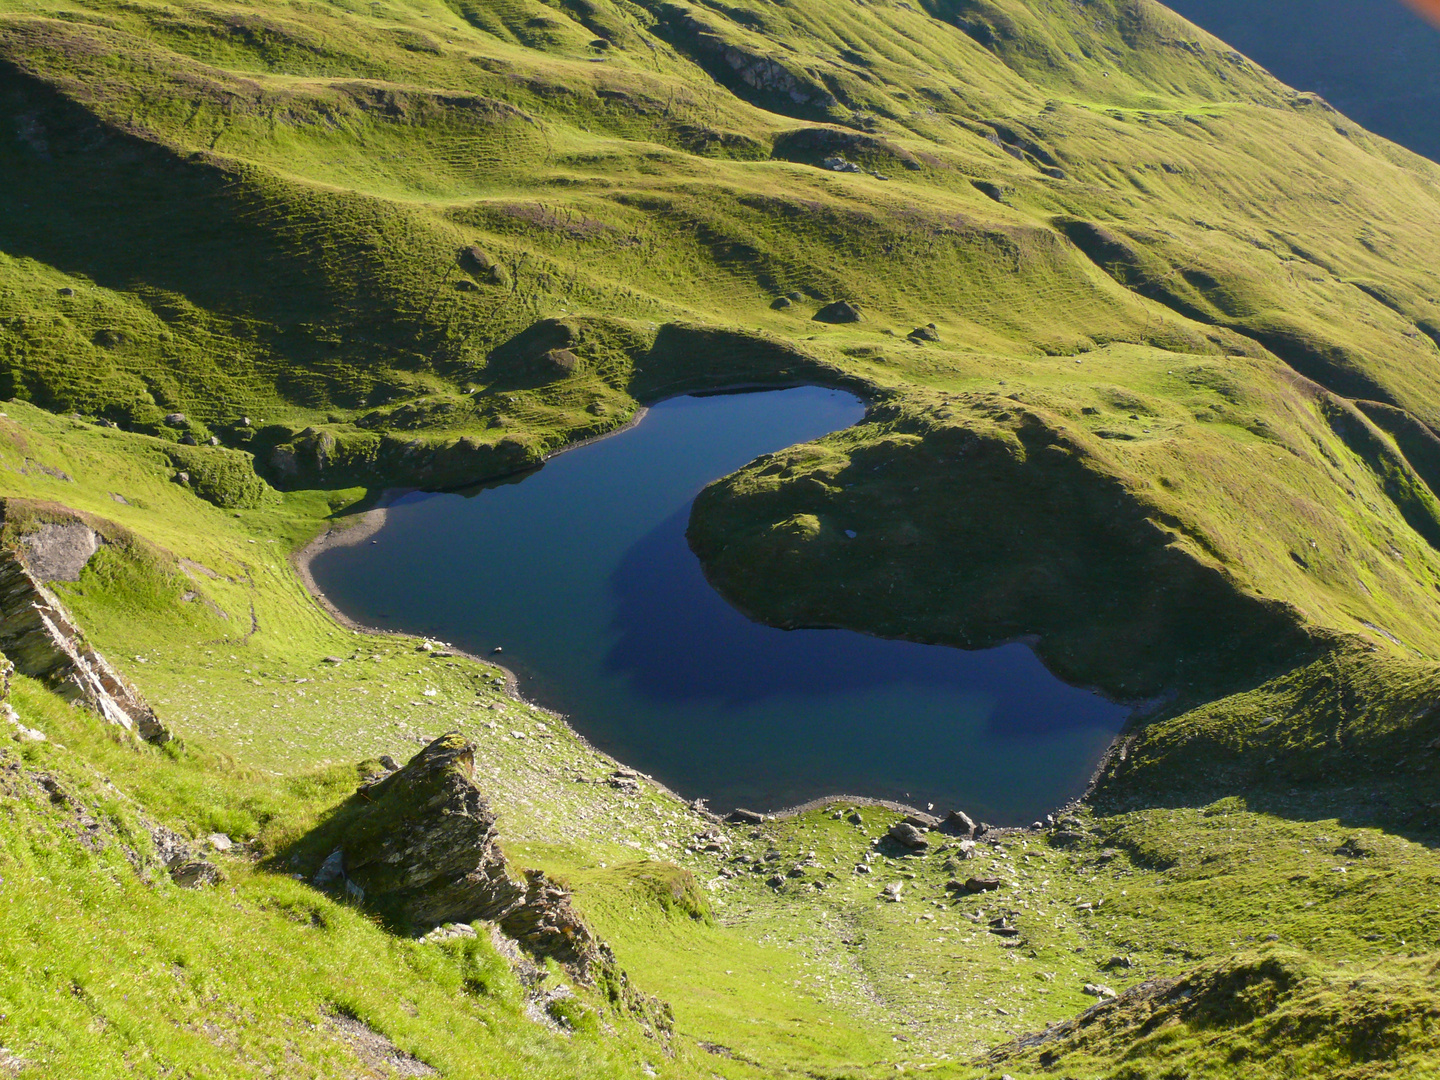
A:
320 732 524 929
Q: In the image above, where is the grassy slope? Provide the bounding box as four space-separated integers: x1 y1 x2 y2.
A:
0 0 1439 1075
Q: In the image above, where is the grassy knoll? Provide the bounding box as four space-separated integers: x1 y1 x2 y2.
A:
1 0 1440 1074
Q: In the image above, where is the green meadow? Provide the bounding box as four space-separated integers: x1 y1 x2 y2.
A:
0 0 1439 1074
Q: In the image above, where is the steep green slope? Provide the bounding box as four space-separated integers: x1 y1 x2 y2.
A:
2 0 1440 1075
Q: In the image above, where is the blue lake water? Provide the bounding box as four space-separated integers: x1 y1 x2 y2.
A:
311 387 1128 822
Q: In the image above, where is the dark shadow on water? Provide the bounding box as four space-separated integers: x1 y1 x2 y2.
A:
605 507 1127 743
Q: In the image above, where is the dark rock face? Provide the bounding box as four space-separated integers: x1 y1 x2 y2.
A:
943 809 977 837
315 733 610 980
499 870 607 980
813 300 862 323
0 546 168 742
337 734 525 926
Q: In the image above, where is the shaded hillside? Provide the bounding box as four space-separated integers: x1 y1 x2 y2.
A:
1168 0 1440 162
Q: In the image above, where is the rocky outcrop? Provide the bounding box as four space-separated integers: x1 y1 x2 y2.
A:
310 733 610 981
0 546 168 742
19 522 101 582
333 734 526 925
813 300 862 323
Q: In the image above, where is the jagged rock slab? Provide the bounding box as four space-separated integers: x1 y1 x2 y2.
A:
0 546 167 742
312 733 609 980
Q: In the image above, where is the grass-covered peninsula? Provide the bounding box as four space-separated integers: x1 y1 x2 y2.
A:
1 0 1439 1075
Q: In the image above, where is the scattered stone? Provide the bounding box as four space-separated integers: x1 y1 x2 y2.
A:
324 1010 437 1077
170 860 222 888
964 877 1003 893
882 882 903 901
151 824 191 868
8 714 45 743
163 413 187 427
822 155 862 173
813 300 863 324
208 436 221 446
767 874 785 888
57 287 74 297
179 433 197 446
174 471 190 486
1083 983 1117 999
420 922 478 944
907 324 940 343
206 833 233 852
771 296 792 309
378 754 399 772
787 291 804 302
608 769 640 792
944 809 977 837
727 808 766 825
322 656 345 664
1102 955 1133 970
855 863 871 875
888 821 930 850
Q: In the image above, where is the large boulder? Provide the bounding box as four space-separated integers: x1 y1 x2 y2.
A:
813 300 863 323
310 733 612 980
328 733 525 927
943 809 977 837
888 820 930 850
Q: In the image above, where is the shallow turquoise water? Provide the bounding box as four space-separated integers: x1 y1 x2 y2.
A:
311 387 1128 822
